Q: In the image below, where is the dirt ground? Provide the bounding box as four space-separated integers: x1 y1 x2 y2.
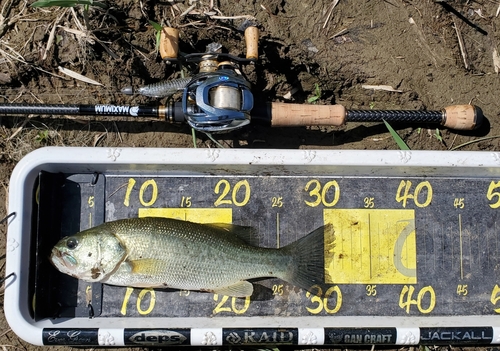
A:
1 0 500 349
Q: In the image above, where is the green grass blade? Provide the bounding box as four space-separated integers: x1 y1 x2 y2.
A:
148 20 163 32
191 128 197 148
382 119 410 150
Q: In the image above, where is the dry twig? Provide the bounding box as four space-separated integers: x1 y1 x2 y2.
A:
329 28 348 39
43 11 66 60
207 14 256 20
408 17 441 66
362 85 403 93
323 0 340 29
453 18 469 70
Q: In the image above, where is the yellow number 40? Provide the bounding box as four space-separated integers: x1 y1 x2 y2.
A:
396 180 432 208
398 285 435 314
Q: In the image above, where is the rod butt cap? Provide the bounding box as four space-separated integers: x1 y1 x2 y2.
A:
443 104 483 130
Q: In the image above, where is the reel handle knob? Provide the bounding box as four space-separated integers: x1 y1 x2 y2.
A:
160 27 179 60
245 26 259 60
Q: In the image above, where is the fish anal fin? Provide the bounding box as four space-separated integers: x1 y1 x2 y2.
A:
212 281 254 297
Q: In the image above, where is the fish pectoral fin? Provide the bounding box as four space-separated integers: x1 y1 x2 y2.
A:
129 259 162 274
213 281 254 297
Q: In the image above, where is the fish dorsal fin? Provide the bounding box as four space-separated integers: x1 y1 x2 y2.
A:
206 223 260 246
213 281 254 297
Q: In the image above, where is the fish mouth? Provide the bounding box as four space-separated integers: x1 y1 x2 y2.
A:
50 248 77 271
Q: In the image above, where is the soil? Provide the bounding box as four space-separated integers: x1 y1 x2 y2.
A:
0 0 499 349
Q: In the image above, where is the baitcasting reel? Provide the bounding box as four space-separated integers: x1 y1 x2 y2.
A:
122 25 260 133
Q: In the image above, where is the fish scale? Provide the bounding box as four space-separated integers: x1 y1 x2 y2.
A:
110 220 285 288
50 217 330 297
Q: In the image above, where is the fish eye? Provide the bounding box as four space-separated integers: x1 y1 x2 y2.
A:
66 237 78 250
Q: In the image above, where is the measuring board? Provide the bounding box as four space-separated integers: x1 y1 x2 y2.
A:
5 147 500 347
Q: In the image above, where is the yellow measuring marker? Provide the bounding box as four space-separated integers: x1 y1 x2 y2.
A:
139 208 232 224
324 209 416 284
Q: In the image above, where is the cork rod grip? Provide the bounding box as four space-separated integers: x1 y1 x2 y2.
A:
159 27 179 60
244 26 259 60
270 102 346 127
443 105 480 130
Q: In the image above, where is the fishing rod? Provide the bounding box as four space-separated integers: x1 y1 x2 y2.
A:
0 100 482 132
0 26 483 132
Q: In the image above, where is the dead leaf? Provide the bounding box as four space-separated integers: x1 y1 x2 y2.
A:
58 66 103 86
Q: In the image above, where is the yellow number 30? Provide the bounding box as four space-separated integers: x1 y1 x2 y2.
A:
306 285 342 314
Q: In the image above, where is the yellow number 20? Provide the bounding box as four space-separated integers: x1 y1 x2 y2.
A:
214 179 251 207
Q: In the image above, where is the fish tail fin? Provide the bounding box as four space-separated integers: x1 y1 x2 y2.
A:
281 224 334 293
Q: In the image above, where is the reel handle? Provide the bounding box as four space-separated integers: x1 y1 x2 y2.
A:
244 26 259 60
159 26 259 61
159 27 179 60
268 103 481 131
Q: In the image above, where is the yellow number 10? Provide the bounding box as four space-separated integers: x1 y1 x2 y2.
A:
123 178 158 207
121 287 156 315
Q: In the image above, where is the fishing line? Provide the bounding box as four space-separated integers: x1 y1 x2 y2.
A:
0 88 123 97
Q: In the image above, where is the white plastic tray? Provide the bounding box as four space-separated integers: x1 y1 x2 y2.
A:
5 147 500 346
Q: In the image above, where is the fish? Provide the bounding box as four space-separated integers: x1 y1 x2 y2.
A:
49 217 333 297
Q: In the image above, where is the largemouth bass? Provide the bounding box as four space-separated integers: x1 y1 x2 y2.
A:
50 217 333 297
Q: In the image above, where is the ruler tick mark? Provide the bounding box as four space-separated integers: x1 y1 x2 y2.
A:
276 213 280 249
368 213 372 279
459 213 463 280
